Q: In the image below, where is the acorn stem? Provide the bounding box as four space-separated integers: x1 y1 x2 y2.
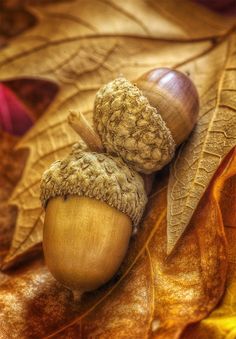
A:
68 111 104 153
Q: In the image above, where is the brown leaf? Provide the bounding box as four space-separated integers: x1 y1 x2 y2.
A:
0 0 235 267
197 0 236 11
4 78 58 119
0 132 26 264
167 32 236 254
0 0 67 44
182 154 236 338
0 148 235 338
0 6 36 42
0 78 57 266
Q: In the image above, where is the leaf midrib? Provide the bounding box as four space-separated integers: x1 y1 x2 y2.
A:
168 37 233 254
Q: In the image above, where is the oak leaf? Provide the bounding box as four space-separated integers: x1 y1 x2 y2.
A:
0 0 235 267
0 132 26 264
167 33 236 253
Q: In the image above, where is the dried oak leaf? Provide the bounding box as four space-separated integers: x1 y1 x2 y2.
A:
182 153 236 339
0 147 235 338
0 0 235 267
167 32 236 254
0 132 26 265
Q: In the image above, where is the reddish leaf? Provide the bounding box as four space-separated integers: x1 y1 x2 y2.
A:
4 79 58 118
0 83 34 136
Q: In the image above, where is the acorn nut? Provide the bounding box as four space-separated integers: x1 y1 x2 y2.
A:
41 144 147 300
94 67 199 174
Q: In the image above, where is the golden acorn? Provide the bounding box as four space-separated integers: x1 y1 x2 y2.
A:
41 145 147 300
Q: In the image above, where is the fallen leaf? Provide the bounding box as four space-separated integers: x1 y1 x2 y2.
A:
0 83 34 136
0 79 57 266
146 148 236 338
4 78 58 119
0 132 26 264
0 0 235 267
167 32 236 254
0 147 235 338
182 154 236 338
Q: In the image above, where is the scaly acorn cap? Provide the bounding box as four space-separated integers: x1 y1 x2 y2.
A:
93 77 176 174
40 144 147 226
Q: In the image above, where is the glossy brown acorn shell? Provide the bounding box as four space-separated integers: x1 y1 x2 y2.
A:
136 68 199 146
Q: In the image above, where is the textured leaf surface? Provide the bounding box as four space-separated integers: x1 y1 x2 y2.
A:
0 146 235 338
0 132 26 264
167 33 236 253
182 155 236 338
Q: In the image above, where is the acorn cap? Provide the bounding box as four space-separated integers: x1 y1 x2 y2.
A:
93 77 176 174
40 144 147 226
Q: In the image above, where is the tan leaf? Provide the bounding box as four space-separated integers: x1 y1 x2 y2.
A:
1 0 232 266
167 33 236 254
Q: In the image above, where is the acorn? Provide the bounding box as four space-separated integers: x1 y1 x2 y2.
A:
41 143 147 300
94 67 199 173
41 67 199 300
